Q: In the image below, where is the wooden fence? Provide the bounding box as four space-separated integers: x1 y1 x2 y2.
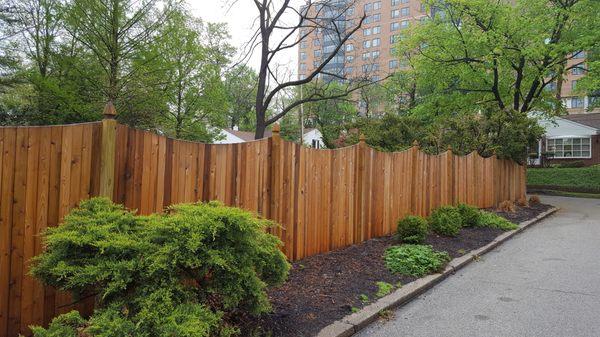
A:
0 119 526 336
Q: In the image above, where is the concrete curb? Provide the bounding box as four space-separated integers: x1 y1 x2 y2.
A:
316 207 560 337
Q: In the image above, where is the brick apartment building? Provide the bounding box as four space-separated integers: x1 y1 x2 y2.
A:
297 0 597 115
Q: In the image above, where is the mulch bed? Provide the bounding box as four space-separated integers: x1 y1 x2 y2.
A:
241 202 553 337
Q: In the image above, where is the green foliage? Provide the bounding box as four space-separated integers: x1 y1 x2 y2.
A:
384 245 450 277
30 198 289 336
527 165 600 191
476 211 519 231
29 311 86 337
457 204 481 228
428 206 463 237
359 294 369 304
375 282 394 298
396 215 428 243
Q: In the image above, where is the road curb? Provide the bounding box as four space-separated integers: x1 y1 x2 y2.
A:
316 207 559 337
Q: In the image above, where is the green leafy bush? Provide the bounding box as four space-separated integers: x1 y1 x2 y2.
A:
30 198 289 337
476 211 519 231
396 215 428 243
428 206 462 236
384 245 450 277
457 204 481 227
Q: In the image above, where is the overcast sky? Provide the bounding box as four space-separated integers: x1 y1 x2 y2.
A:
189 0 300 74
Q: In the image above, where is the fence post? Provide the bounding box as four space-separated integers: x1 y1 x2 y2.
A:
99 101 117 199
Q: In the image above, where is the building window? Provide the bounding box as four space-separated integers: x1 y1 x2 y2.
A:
346 55 354 63
372 50 380 59
363 40 372 48
401 7 410 16
313 39 321 47
547 137 591 158
364 3 373 12
401 20 409 29
300 52 307 60
390 47 397 55
571 80 578 91
347 6 355 16
314 50 322 58
346 67 353 74
390 34 400 44
299 74 306 80
300 63 307 71
300 41 307 49
363 28 372 36
392 0 400 5
362 52 370 60
392 9 400 18
346 44 354 52
373 26 381 34
374 1 381 10
372 13 381 22
389 59 399 69
573 51 586 59
372 38 381 47
313 60 319 67
572 66 585 75
323 45 335 53
571 96 584 108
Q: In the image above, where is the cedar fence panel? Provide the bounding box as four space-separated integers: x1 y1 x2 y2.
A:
0 122 526 336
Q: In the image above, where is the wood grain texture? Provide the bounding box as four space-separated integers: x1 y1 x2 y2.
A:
0 123 526 336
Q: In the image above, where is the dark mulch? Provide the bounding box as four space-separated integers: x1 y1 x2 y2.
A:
242 203 553 337
490 201 553 224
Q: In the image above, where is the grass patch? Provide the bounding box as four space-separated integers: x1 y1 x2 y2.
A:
375 282 394 298
527 165 600 190
384 245 450 277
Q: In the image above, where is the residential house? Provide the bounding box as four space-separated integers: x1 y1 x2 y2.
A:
215 128 325 148
530 113 600 166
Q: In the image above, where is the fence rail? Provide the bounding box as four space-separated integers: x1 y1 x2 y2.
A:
0 121 526 336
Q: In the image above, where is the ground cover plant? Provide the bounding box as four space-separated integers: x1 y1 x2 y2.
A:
396 215 428 243
30 198 289 337
384 245 451 277
527 165 600 192
429 206 462 236
476 211 519 231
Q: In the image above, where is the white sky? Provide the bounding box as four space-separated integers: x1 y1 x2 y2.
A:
189 0 300 74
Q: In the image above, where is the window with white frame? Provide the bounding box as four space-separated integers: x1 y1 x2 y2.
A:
392 9 400 18
401 7 409 16
363 28 372 36
373 26 381 34
547 137 591 158
346 44 354 52
372 13 381 22
374 1 381 10
372 38 381 47
571 96 584 108
391 22 400 31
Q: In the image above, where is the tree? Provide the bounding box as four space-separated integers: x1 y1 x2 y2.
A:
246 0 376 138
402 0 599 116
64 0 170 109
224 64 258 130
136 8 233 141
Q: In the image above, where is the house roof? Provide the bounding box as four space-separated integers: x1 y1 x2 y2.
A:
561 113 600 130
223 128 318 141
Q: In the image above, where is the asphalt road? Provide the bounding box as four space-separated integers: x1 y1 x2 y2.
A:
356 196 600 337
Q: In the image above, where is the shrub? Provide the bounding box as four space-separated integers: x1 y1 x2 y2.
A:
428 206 462 237
30 198 290 337
497 200 516 213
396 215 428 243
476 211 519 231
384 245 451 277
457 204 481 227
529 195 541 204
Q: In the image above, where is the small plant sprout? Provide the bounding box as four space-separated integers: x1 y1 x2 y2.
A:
375 282 394 298
359 294 369 304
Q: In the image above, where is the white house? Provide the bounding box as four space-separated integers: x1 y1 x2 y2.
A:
530 113 600 166
215 127 325 148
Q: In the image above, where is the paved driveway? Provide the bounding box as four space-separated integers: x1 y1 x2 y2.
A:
357 196 600 337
